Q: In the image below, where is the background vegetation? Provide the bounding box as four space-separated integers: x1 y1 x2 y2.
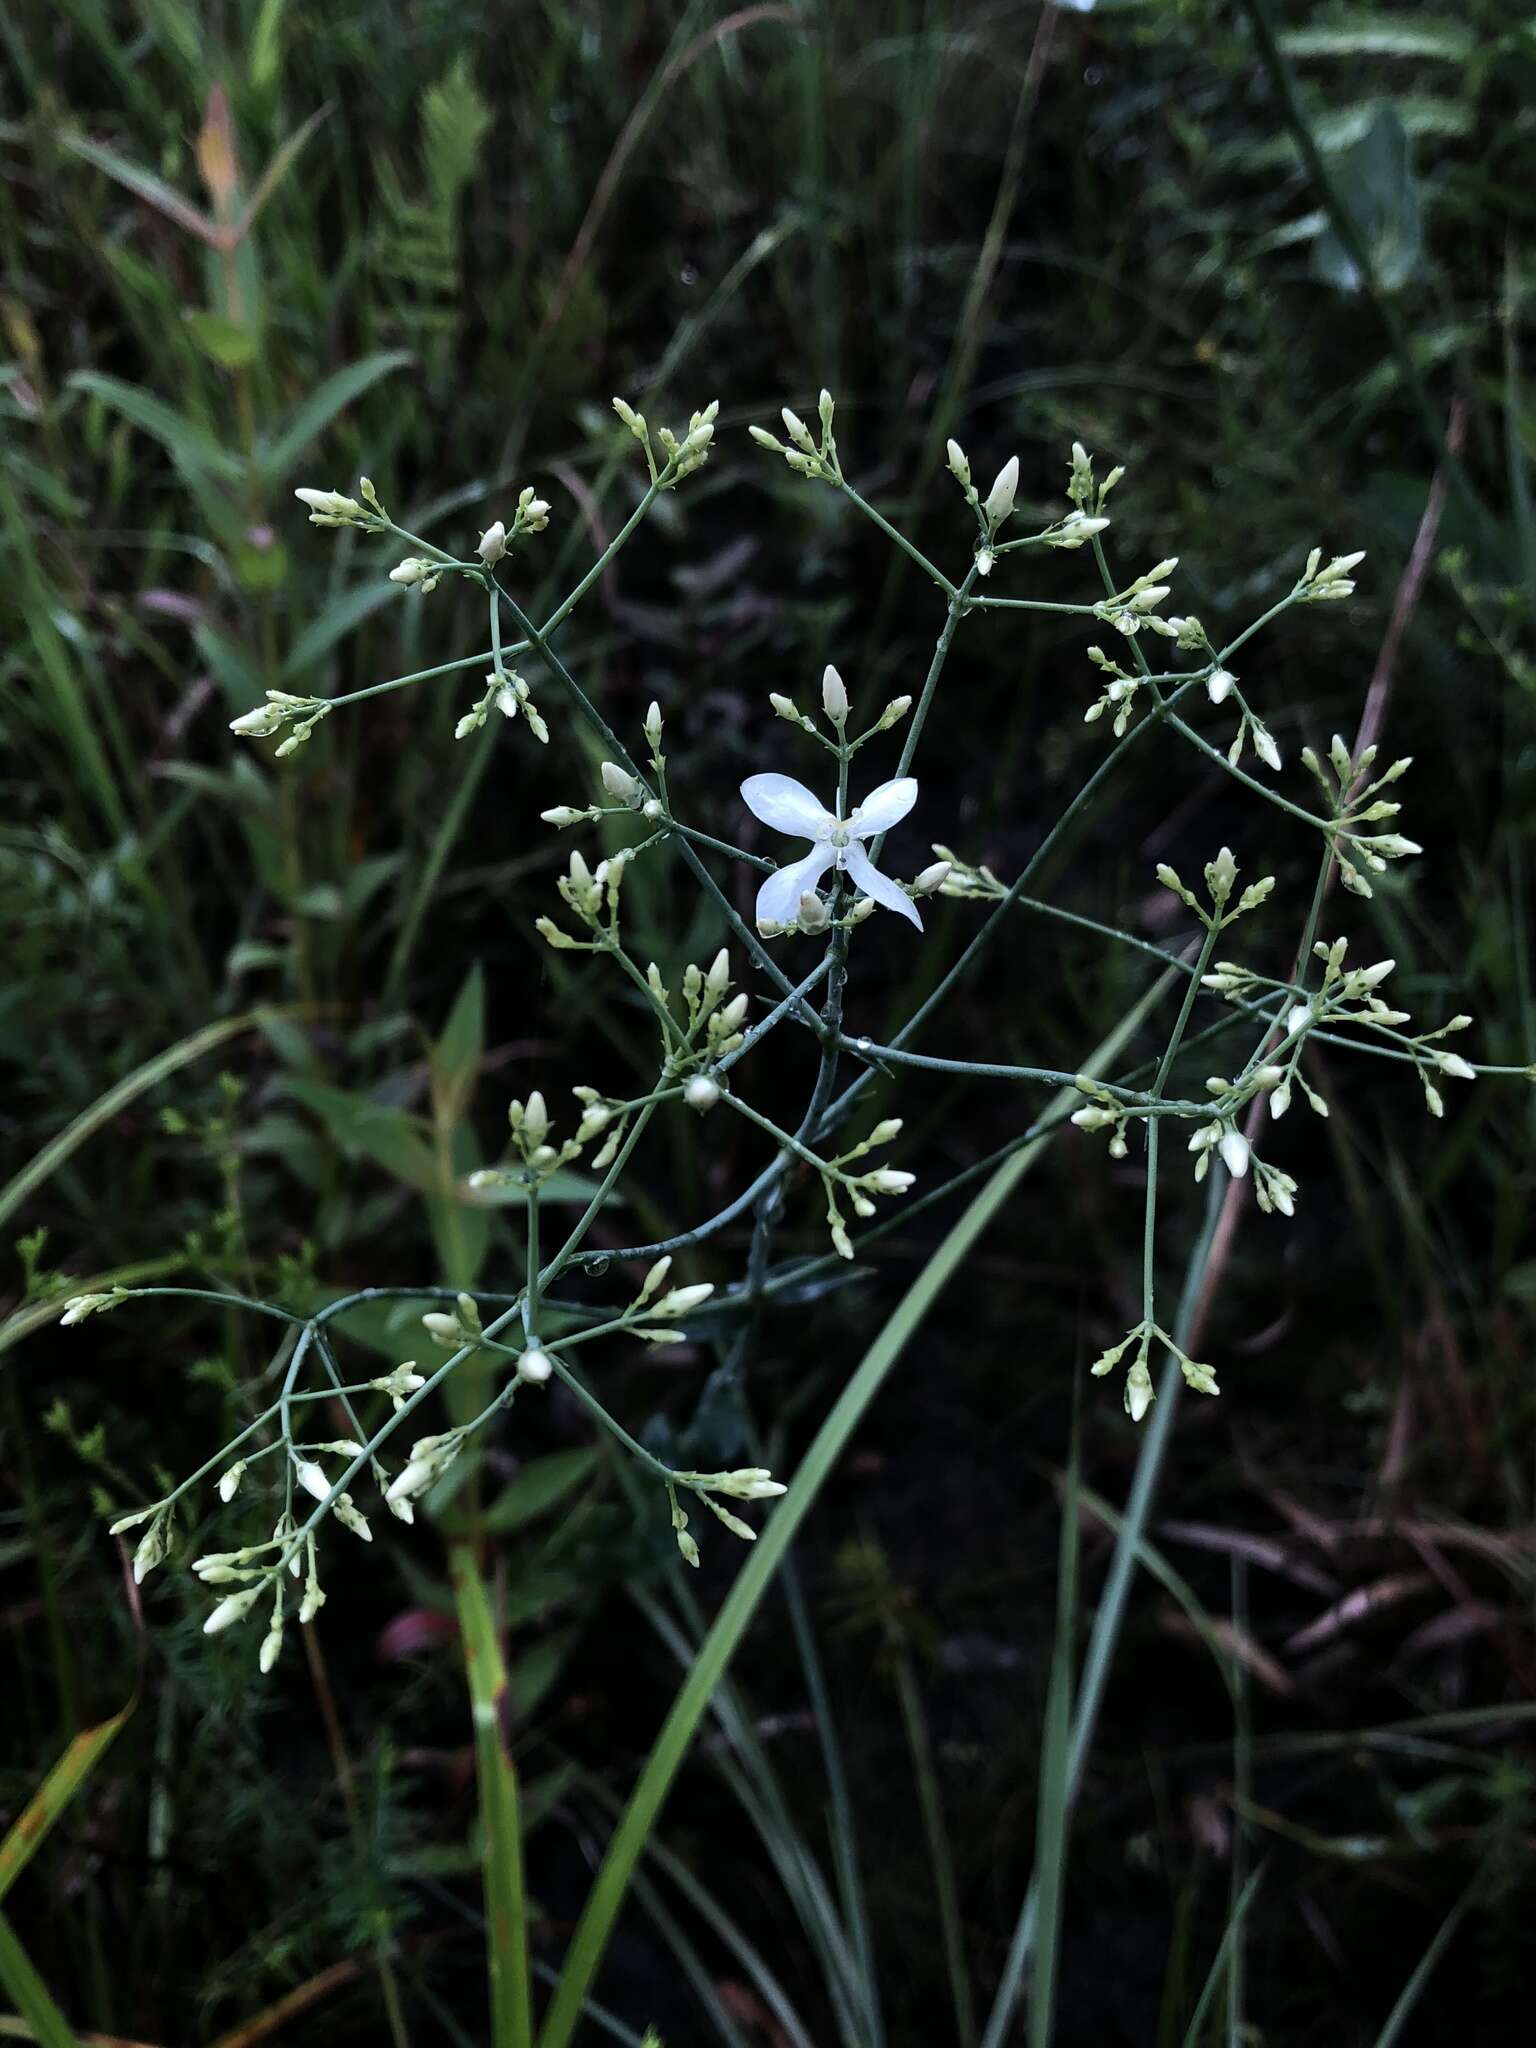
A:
3 1 1534 2042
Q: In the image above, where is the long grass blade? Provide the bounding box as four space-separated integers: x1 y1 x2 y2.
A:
449 1547 534 2048
534 985 1169 2048
1027 1401 1080 2048
0 1011 307 1234
0 1914 78 2048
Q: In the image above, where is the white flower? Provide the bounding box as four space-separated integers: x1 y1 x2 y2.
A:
740 772 923 930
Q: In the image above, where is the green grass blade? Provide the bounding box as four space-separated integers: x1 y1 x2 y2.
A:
449 1547 534 2048
0 1911 78 2048
259 350 413 483
1179 1866 1266 2048
1027 1403 1080 2048
1369 1871 1479 2048
534 985 1169 2048
0 1703 134 1902
892 1643 976 2048
0 1011 305 1234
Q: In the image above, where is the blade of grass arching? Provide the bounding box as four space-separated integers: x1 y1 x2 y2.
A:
0 1912 79 2048
0 1261 189 1362
0 1703 134 1902
0 1010 308 1234
891 1639 976 2048
1226 1560 1251 2048
535 989 1164 2048
1027 1396 1080 2048
1369 1870 1479 2048
1178 1866 1266 2048
449 1547 534 2048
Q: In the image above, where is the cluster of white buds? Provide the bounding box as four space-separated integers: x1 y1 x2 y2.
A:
1187 1117 1255 1187
294 477 387 529
568 1084 631 1170
930 842 1006 902
613 396 718 487
291 1443 372 1543
768 680 912 748
1301 734 1418 898
749 388 842 485
624 1256 716 1344
467 1092 587 1196
1156 847 1276 932
385 1427 469 1505
1182 654 1282 772
476 486 553 566
1069 1078 1132 1161
1091 1321 1218 1424
1297 547 1365 603
389 556 442 594
1043 508 1111 550
109 1501 172 1584
421 1291 484 1350
1083 644 1143 738
1066 439 1126 522
1092 558 1179 640
228 689 331 757
455 667 549 744
676 947 749 1056
60 1290 121 1326
536 846 633 952
369 1362 427 1411
667 1466 788 1564
820 1119 915 1260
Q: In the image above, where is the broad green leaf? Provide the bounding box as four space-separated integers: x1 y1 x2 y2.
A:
63 131 214 240
66 371 241 481
432 963 484 1128
259 351 413 483
185 310 257 368
1313 104 1423 294
284 1078 437 1191
481 1450 599 1536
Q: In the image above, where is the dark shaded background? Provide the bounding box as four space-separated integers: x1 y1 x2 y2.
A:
3 3 1534 2043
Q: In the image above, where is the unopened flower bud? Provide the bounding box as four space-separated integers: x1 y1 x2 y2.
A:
983 455 1019 530
477 520 507 565
684 1076 720 1112
517 1348 553 1384
821 664 849 726
600 761 641 805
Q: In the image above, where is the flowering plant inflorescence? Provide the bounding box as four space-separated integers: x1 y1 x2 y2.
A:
61 387 1528 1672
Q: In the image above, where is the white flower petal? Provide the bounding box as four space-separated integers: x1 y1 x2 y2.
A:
843 844 921 928
756 844 837 928
849 777 918 838
740 773 835 838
